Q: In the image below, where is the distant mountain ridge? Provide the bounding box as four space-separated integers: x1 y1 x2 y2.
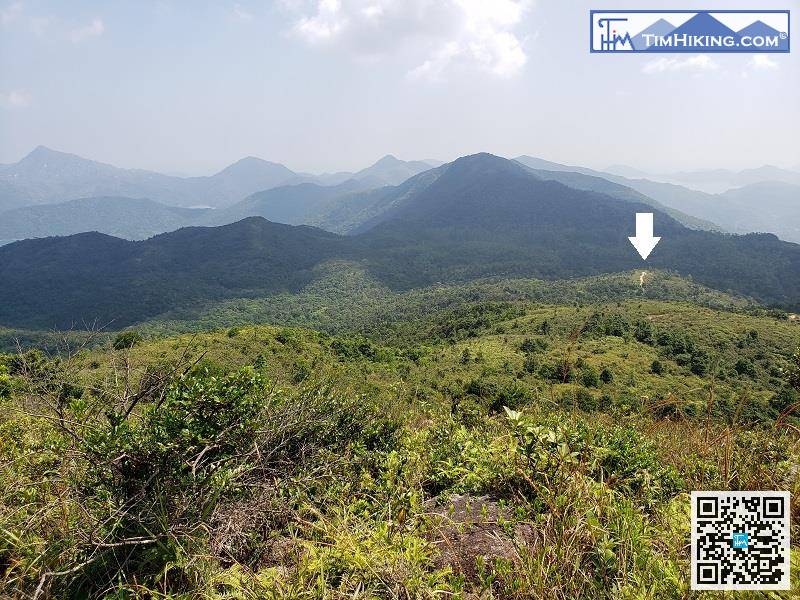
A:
513 155 720 231
0 146 301 210
516 156 800 243
716 182 800 242
3 148 796 246
604 164 800 193
203 179 375 228
0 147 438 212
315 154 438 187
2 153 799 329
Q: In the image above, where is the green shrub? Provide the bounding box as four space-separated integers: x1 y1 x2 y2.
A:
30 364 399 596
522 353 538 374
580 367 600 388
291 359 311 383
113 330 143 350
0 363 11 398
734 358 757 378
575 387 597 411
650 360 664 375
520 337 548 354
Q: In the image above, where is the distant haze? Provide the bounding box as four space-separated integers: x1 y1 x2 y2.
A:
1 0 798 174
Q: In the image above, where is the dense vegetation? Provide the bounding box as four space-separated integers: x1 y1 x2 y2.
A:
1 287 799 598
2 154 800 331
2 150 799 597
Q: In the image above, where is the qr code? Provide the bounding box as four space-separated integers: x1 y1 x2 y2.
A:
691 491 791 590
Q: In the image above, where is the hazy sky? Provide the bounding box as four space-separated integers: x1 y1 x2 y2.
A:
1 0 798 175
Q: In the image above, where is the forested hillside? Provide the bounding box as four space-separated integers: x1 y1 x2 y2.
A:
2 154 800 330
0 219 347 328
2 287 798 597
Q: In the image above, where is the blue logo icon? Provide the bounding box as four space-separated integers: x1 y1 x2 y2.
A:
591 11 790 53
732 532 749 549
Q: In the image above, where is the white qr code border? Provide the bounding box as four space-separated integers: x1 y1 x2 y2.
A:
691 490 791 591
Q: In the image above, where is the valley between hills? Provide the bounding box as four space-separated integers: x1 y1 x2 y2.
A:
1 147 799 598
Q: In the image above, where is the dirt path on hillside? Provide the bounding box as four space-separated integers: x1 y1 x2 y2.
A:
639 271 647 290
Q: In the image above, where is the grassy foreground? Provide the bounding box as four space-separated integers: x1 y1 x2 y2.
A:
1 296 799 598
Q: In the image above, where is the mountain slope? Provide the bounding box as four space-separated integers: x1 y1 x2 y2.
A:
0 196 210 241
314 155 435 187
205 179 373 227
352 155 434 186
513 155 719 230
0 147 302 210
2 153 799 330
323 167 446 234
193 157 302 207
622 165 800 194
0 218 347 328
355 155 800 303
515 156 800 243
717 182 800 242
0 146 196 210
612 178 800 244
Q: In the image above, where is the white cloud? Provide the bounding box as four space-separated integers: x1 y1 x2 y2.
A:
642 55 718 75
0 1 23 26
747 54 779 71
0 89 31 108
232 3 254 22
286 0 533 80
68 17 104 43
295 0 344 41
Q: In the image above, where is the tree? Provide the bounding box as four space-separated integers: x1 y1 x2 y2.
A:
600 367 614 384
734 358 756 378
650 360 664 375
113 330 143 350
460 348 472 364
581 366 599 388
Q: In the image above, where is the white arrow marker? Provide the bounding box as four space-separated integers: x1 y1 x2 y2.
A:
628 212 661 260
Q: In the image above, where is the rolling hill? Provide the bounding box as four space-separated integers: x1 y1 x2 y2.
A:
354 154 800 301
513 155 720 231
605 164 800 194
0 148 440 219
0 146 304 210
205 179 374 227
517 155 800 243
613 178 800 244
314 154 438 186
0 218 347 328
1 153 799 330
717 182 800 241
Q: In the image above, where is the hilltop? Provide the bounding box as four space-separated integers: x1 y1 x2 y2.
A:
2 153 800 330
